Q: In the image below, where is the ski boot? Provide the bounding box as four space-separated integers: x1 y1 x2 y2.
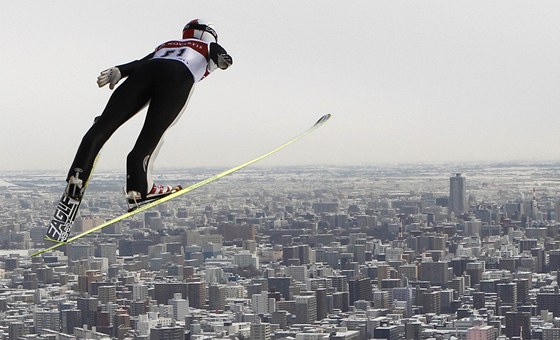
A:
65 174 84 200
126 184 182 211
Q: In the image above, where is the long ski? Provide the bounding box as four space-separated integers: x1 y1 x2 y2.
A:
32 114 331 257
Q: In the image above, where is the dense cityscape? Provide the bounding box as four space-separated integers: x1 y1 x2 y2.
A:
1 163 560 340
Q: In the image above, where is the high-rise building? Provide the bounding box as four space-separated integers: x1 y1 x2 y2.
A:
225 284 245 299
168 293 189 321
472 292 485 310
294 295 317 324
220 222 256 241
252 291 276 315
130 300 147 317
537 293 560 317
449 277 465 296
132 283 149 301
423 291 441 314
233 251 259 269
550 250 560 271
77 297 98 328
298 245 312 265
519 239 538 253
449 173 467 215
332 291 349 312
373 325 400 340
208 284 227 311
497 282 517 308
187 281 206 309
543 328 560 340
398 264 418 281
353 244 367 264
67 243 95 261
34 309 60 334
313 202 339 213
277 300 296 314
98 285 117 304
505 311 530 339
286 266 308 283
417 234 446 251
330 275 349 292
348 277 372 305
154 283 188 304
35 267 54 285
466 326 496 340
8 322 26 340
99 243 117 264
268 277 292 300
373 290 390 309
144 211 163 230
466 262 485 287
282 246 299 266
419 261 450 287
440 289 454 313
115 309 131 340
118 239 153 256
271 310 290 329
149 325 184 340
516 279 530 305
405 321 422 340
61 309 81 335
250 319 271 340
206 267 225 284
464 220 482 236
393 287 413 317
96 310 113 336
315 288 328 321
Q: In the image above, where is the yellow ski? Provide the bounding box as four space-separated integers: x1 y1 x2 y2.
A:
33 114 331 256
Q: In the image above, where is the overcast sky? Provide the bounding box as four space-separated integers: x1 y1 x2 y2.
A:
2 1 559 173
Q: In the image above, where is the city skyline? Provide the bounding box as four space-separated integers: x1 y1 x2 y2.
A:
1 163 560 338
2 1 560 172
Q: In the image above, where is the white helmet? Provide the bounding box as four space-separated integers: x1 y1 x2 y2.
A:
183 19 218 43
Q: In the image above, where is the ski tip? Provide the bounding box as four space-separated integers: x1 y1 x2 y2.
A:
314 114 332 126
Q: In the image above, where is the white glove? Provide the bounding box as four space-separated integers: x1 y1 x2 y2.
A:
97 67 122 90
217 54 233 70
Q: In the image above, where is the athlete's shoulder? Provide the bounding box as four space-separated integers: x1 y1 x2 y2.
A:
156 38 207 49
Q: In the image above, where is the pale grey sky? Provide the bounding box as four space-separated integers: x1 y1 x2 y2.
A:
2 1 560 172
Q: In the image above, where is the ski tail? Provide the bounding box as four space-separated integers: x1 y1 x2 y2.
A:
32 114 332 256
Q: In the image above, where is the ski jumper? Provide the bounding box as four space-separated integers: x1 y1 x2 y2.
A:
67 39 231 196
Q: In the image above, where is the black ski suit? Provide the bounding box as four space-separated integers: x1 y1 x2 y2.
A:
67 39 231 196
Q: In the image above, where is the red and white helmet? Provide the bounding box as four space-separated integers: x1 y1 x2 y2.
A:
183 19 218 43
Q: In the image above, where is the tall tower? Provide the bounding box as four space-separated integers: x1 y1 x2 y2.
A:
449 173 467 215
250 318 271 340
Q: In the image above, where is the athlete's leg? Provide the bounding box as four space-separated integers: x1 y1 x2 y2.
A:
66 72 152 184
126 60 194 195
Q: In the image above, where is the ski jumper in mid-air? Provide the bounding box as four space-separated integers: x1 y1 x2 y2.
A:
65 19 233 204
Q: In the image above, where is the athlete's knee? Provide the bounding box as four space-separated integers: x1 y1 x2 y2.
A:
81 127 109 150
